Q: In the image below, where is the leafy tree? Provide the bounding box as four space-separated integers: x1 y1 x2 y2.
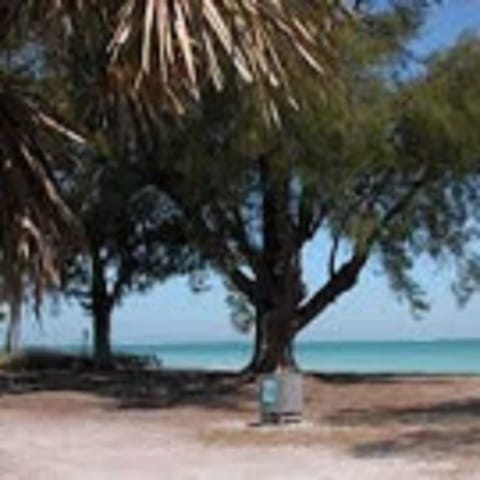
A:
425 38 480 308
0 0 351 352
63 156 198 367
132 3 480 372
40 7 201 367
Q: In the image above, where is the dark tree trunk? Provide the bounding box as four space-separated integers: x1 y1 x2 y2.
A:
242 156 368 376
5 321 16 354
244 310 298 374
90 248 114 369
93 304 112 369
4 305 21 354
243 158 303 374
247 337 297 374
5 325 14 354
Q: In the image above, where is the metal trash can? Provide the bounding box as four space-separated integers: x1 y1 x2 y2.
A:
258 372 303 424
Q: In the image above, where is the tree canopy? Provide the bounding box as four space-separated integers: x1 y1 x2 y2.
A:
124 3 480 371
0 0 349 352
2 1 480 374
62 149 200 366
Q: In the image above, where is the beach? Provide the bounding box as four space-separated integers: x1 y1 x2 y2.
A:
2 372 480 479
2 2 480 479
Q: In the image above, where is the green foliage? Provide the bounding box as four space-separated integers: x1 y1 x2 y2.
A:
133 2 480 328
225 282 256 334
50 9 203 326
62 152 200 311
0 348 156 371
4 0 480 349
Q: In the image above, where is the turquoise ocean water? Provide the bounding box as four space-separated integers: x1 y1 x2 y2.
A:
95 340 480 374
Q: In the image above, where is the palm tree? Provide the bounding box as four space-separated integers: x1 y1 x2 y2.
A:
0 6 82 351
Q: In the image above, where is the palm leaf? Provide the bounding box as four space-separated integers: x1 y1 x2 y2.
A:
27 0 350 116
0 10 84 348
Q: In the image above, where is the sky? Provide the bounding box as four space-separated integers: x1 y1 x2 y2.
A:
7 1 480 347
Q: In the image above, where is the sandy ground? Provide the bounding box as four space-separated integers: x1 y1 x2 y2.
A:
2 372 480 479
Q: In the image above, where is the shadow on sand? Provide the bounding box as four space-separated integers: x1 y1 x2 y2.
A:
328 396 480 427
0 368 255 412
3 364 480 459
353 425 480 458
1 369 445 412
309 372 459 386
327 397 480 459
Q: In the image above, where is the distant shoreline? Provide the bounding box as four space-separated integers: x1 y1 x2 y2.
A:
22 337 480 349
12 339 480 376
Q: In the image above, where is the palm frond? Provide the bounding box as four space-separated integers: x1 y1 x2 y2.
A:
0 74 83 350
27 0 351 117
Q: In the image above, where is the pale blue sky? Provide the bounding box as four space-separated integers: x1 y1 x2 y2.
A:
10 1 480 347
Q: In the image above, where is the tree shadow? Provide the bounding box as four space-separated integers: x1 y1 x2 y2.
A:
353 426 480 459
327 397 480 427
0 368 255 413
326 397 480 459
309 372 457 386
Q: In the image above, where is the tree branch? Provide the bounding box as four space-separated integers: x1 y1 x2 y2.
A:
297 168 431 332
296 250 368 331
328 233 341 278
363 167 430 250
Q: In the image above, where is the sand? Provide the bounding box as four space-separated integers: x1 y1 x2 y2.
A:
1 373 480 479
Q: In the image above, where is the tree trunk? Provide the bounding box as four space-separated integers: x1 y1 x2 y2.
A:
5 323 14 354
247 338 297 374
93 304 112 369
244 311 298 374
4 304 21 354
90 247 114 369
